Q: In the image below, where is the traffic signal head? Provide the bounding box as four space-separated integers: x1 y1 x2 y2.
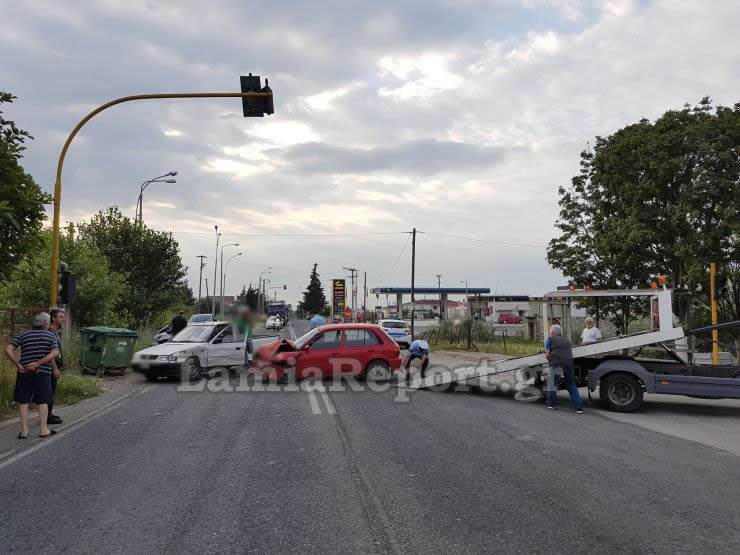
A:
240 74 274 117
59 272 77 304
716 276 728 300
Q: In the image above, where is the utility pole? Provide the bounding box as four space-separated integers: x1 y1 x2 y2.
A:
205 278 209 301
212 226 219 317
411 228 416 338
197 255 207 310
363 271 367 322
343 267 358 321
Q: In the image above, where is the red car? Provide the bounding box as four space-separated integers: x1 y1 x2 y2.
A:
498 313 524 324
253 323 402 382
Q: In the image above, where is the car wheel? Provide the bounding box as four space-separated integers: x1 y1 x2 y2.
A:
184 357 202 381
599 373 643 412
364 360 391 382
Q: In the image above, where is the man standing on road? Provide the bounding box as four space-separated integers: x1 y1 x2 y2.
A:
170 310 187 336
309 313 326 329
3 312 60 439
580 317 602 344
401 339 430 384
47 308 65 425
544 324 583 413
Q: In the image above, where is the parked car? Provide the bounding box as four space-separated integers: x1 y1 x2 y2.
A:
133 322 248 381
498 313 524 324
253 323 402 382
152 324 173 345
377 319 412 348
265 315 284 330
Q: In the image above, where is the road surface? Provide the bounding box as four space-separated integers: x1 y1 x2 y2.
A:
1 318 738 553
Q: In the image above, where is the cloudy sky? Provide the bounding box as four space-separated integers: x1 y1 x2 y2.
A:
3 0 739 308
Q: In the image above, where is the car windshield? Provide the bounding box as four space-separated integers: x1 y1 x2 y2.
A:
189 314 212 323
383 321 408 329
172 325 216 343
294 328 320 349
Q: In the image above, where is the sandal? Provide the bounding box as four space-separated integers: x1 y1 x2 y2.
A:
39 430 57 438
18 433 28 440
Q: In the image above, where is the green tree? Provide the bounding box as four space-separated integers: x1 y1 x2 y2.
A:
298 263 327 315
548 98 740 333
0 231 127 326
76 206 194 321
0 92 51 280
236 284 260 311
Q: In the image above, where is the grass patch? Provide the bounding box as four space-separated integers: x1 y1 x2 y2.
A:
431 338 542 357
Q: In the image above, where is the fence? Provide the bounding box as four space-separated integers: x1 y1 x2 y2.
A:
0 308 48 342
417 319 516 353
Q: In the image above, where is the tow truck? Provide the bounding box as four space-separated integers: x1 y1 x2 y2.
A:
408 287 740 412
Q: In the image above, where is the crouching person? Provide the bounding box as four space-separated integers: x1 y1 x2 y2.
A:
4 312 60 439
400 339 430 384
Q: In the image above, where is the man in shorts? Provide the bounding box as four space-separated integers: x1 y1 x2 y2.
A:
4 312 60 439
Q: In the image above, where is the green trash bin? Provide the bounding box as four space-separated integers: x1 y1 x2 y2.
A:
79 326 139 376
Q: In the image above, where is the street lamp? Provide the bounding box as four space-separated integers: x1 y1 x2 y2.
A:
136 171 177 225
220 243 239 318
223 252 243 303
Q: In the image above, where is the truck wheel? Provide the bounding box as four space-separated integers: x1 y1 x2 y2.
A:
599 373 643 412
184 357 202 381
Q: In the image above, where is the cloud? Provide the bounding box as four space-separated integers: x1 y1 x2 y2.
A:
4 0 739 306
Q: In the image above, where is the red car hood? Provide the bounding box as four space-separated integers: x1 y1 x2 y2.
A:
255 338 303 367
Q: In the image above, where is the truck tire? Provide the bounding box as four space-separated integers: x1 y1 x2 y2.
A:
599 372 643 412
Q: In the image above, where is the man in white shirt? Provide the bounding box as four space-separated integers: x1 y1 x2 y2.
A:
581 317 602 344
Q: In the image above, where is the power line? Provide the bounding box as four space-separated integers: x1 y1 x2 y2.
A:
169 230 409 238
418 231 546 248
379 233 412 285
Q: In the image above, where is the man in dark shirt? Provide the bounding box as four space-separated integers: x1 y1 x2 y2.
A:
544 324 583 413
3 312 60 438
48 308 65 425
170 311 188 336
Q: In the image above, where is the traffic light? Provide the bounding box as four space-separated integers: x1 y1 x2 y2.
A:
59 272 77 304
716 276 728 300
240 74 274 117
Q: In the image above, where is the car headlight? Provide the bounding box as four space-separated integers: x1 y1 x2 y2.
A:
159 355 179 361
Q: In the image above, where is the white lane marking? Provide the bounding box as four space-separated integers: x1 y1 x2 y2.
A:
288 321 297 340
317 384 337 415
307 390 322 414
0 384 153 470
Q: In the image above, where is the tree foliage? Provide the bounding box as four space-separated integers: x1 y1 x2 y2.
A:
237 284 260 311
548 98 740 332
0 92 51 280
298 263 327 315
0 231 127 326
76 206 194 321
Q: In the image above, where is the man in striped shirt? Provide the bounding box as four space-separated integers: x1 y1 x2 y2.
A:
3 312 59 439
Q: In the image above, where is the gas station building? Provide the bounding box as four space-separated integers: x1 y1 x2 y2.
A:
370 287 491 320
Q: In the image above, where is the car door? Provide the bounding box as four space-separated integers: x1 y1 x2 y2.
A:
207 325 243 368
338 329 379 377
295 329 342 378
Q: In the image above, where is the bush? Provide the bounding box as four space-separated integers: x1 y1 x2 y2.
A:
422 318 542 357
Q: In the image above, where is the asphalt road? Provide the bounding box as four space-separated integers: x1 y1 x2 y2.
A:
1 318 739 553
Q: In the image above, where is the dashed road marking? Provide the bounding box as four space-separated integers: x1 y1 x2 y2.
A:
318 386 337 414
307 390 322 414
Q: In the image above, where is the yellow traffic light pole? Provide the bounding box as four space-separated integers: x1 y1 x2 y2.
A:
48 91 273 307
710 262 719 364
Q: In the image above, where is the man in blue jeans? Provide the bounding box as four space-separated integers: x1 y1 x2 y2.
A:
544 324 583 413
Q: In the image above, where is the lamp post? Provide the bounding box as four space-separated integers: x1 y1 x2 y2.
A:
220 243 239 318
258 267 271 313
223 252 243 305
212 226 220 317
136 171 177 225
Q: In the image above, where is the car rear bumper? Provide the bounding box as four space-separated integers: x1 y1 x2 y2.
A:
131 362 183 377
